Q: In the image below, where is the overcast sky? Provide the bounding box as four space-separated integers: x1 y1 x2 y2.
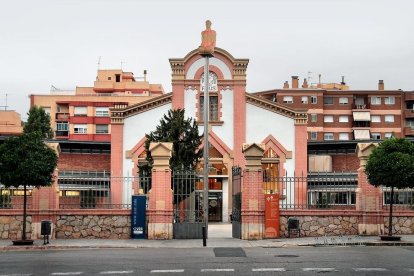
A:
1 0 413 120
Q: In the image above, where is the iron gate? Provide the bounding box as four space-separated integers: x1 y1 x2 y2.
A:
231 166 242 239
172 169 204 239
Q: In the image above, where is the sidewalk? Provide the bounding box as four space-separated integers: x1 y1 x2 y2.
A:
1 234 414 251
1 222 413 250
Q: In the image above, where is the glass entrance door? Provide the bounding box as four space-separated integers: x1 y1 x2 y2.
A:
208 192 222 222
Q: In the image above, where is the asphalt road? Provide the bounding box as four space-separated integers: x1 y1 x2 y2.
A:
0 246 413 276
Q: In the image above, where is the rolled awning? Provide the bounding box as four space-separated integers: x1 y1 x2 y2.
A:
353 111 371 121
354 129 370 140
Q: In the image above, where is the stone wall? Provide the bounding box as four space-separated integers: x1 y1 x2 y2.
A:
280 216 359 237
56 215 130 239
0 215 32 240
384 217 414 235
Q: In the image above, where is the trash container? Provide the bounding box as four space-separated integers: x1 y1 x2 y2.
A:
287 217 300 238
41 220 52 236
41 220 52 244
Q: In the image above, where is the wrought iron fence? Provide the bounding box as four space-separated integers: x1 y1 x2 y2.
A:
0 186 33 209
263 171 358 209
58 171 151 209
172 169 204 223
58 172 111 209
382 188 414 210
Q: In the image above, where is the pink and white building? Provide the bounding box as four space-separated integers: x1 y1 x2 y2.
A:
110 47 308 222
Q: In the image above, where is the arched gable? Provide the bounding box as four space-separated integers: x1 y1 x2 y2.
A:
262 135 293 176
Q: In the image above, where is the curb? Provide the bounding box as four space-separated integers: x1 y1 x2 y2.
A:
1 241 414 251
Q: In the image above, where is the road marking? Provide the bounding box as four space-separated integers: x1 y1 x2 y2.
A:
150 270 184 273
302 268 337 272
99 272 134 275
353 268 388 272
0 274 33 276
252 268 286 272
51 273 83 275
201 269 235 272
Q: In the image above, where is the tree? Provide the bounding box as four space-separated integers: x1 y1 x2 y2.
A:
0 107 58 242
365 138 414 237
143 109 202 171
23 106 54 139
141 109 203 205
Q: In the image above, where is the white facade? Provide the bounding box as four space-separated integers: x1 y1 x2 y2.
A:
246 103 295 176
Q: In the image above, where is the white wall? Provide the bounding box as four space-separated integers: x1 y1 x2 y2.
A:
121 103 172 204
184 87 197 119
246 103 295 176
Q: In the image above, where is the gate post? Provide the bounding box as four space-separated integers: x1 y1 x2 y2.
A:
356 143 384 236
241 143 265 240
147 142 173 239
30 142 60 239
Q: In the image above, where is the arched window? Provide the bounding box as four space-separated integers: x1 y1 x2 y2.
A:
199 72 219 121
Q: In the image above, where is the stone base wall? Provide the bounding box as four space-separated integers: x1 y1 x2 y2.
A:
56 215 131 239
280 216 359 237
384 216 414 235
0 215 32 240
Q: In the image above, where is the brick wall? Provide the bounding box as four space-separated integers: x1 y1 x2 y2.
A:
332 154 360 171
58 153 110 171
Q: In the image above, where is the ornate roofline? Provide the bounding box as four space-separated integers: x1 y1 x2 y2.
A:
110 93 172 124
169 47 249 81
246 93 308 125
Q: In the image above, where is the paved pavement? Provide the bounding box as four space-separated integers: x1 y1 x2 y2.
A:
1 223 413 250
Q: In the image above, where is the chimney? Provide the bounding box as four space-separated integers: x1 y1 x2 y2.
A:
283 81 289 89
317 74 322 88
302 78 309 88
378 80 384 91
341 76 346 85
291 76 299 89
144 70 147 82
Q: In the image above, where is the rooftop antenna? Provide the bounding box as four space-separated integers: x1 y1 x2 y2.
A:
97 56 101 70
120 61 126 70
0 93 8 111
307 71 312 85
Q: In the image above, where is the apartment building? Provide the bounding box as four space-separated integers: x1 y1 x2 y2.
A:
30 69 164 142
254 76 414 142
0 110 23 136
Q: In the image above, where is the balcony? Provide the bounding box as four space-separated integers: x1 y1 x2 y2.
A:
55 130 69 138
352 103 370 110
405 93 414 101
56 113 70 121
352 121 370 128
404 109 414 118
404 126 414 136
93 81 114 92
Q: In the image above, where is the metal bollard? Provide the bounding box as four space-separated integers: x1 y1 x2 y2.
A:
202 225 207 247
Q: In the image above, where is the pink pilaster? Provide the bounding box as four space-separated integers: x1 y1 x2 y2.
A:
31 142 61 239
110 124 124 205
233 84 246 168
147 143 173 239
172 82 185 110
356 143 384 235
294 124 308 206
241 143 265 240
